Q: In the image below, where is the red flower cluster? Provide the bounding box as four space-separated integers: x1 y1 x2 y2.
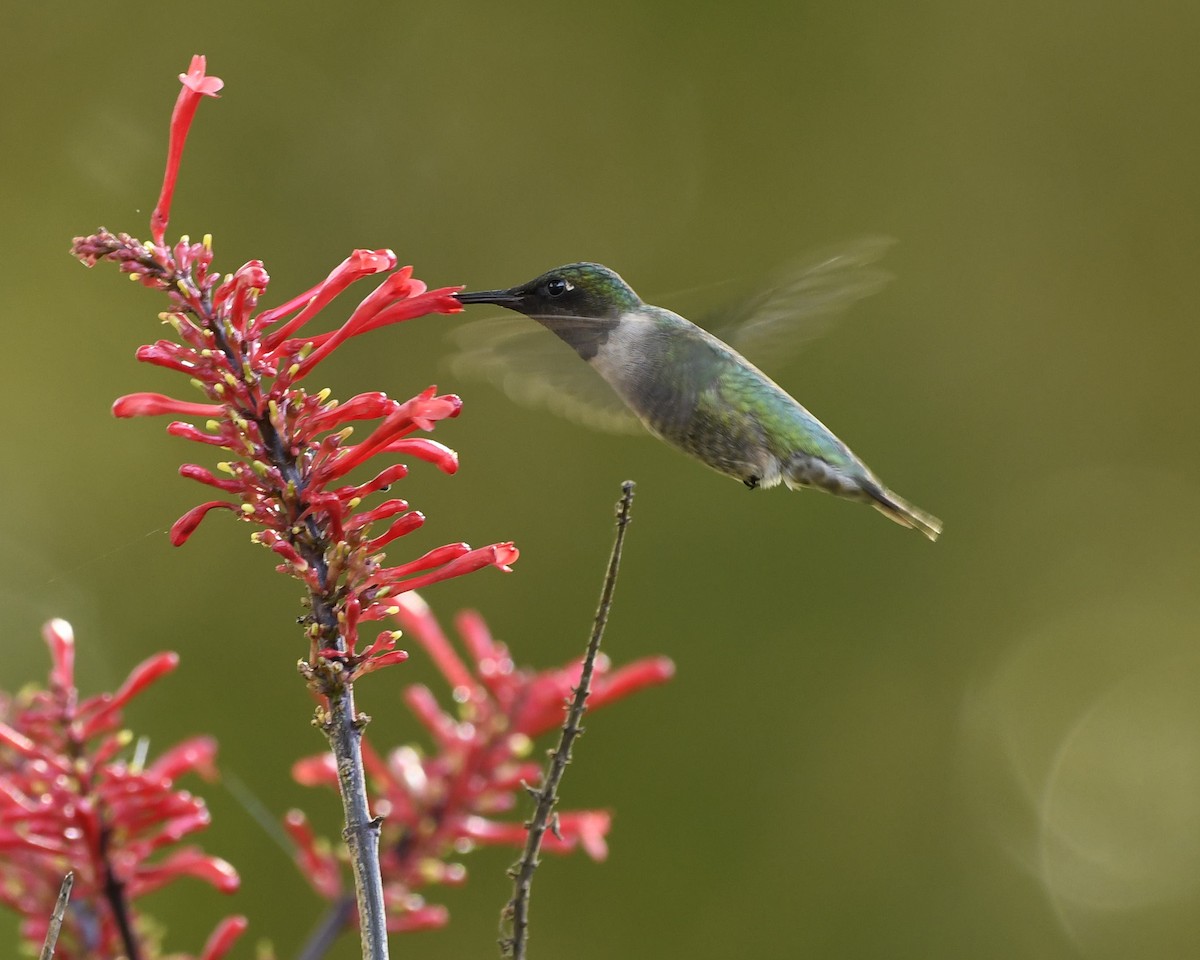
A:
0 620 244 960
286 596 675 932
65 56 674 957
71 56 517 676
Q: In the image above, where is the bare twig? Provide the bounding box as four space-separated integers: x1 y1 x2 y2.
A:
324 686 387 960
296 894 357 960
500 481 637 959
39 871 74 960
99 827 141 960
295 573 388 960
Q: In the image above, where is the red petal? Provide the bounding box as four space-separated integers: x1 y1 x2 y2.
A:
79 652 179 737
180 54 224 97
292 753 339 788
41 618 75 692
260 249 398 348
170 500 236 545
383 542 519 594
365 511 425 551
133 848 239 896
153 56 223 244
589 656 677 710
387 904 449 933
554 810 612 861
179 464 241 493
199 916 249 960
382 542 471 579
379 438 459 474
0 721 39 759
113 392 222 418
283 809 343 899
148 736 219 782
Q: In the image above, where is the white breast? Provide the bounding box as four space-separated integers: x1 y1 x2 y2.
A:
588 310 667 393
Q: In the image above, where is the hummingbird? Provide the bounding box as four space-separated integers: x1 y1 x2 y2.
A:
453 260 942 540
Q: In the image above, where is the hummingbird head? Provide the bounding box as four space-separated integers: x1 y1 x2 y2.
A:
454 262 642 322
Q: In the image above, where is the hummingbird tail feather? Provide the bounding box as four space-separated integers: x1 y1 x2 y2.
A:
868 487 943 542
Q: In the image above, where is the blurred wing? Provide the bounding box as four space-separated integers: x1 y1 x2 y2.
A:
708 236 895 366
446 314 645 435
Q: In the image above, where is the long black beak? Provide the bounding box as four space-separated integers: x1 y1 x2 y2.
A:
453 288 524 306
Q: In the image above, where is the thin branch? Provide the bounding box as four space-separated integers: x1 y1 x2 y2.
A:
99 826 141 960
295 894 357 960
325 687 387 960
298 587 387 960
39 871 74 960
500 480 637 960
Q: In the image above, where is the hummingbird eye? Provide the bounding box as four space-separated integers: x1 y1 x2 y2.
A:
545 278 573 298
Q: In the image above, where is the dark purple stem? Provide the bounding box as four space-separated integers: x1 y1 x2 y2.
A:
295 894 356 960
99 826 142 960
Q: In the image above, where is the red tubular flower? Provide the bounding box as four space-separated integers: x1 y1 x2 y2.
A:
0 620 242 960
71 56 514 681
113 392 223 418
198 916 250 960
286 599 674 932
152 55 223 245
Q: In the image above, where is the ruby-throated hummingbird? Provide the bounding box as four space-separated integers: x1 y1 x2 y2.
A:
453 260 942 540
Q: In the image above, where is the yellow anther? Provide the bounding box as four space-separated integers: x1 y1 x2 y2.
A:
417 859 443 883
508 733 533 758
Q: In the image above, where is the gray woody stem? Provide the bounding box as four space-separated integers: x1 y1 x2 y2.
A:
39 872 73 960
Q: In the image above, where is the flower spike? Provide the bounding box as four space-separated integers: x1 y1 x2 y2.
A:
0 621 239 960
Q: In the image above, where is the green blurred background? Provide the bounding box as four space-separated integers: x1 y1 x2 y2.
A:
4 2 1200 958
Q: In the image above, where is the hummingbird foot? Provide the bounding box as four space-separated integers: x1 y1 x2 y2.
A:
743 476 760 490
